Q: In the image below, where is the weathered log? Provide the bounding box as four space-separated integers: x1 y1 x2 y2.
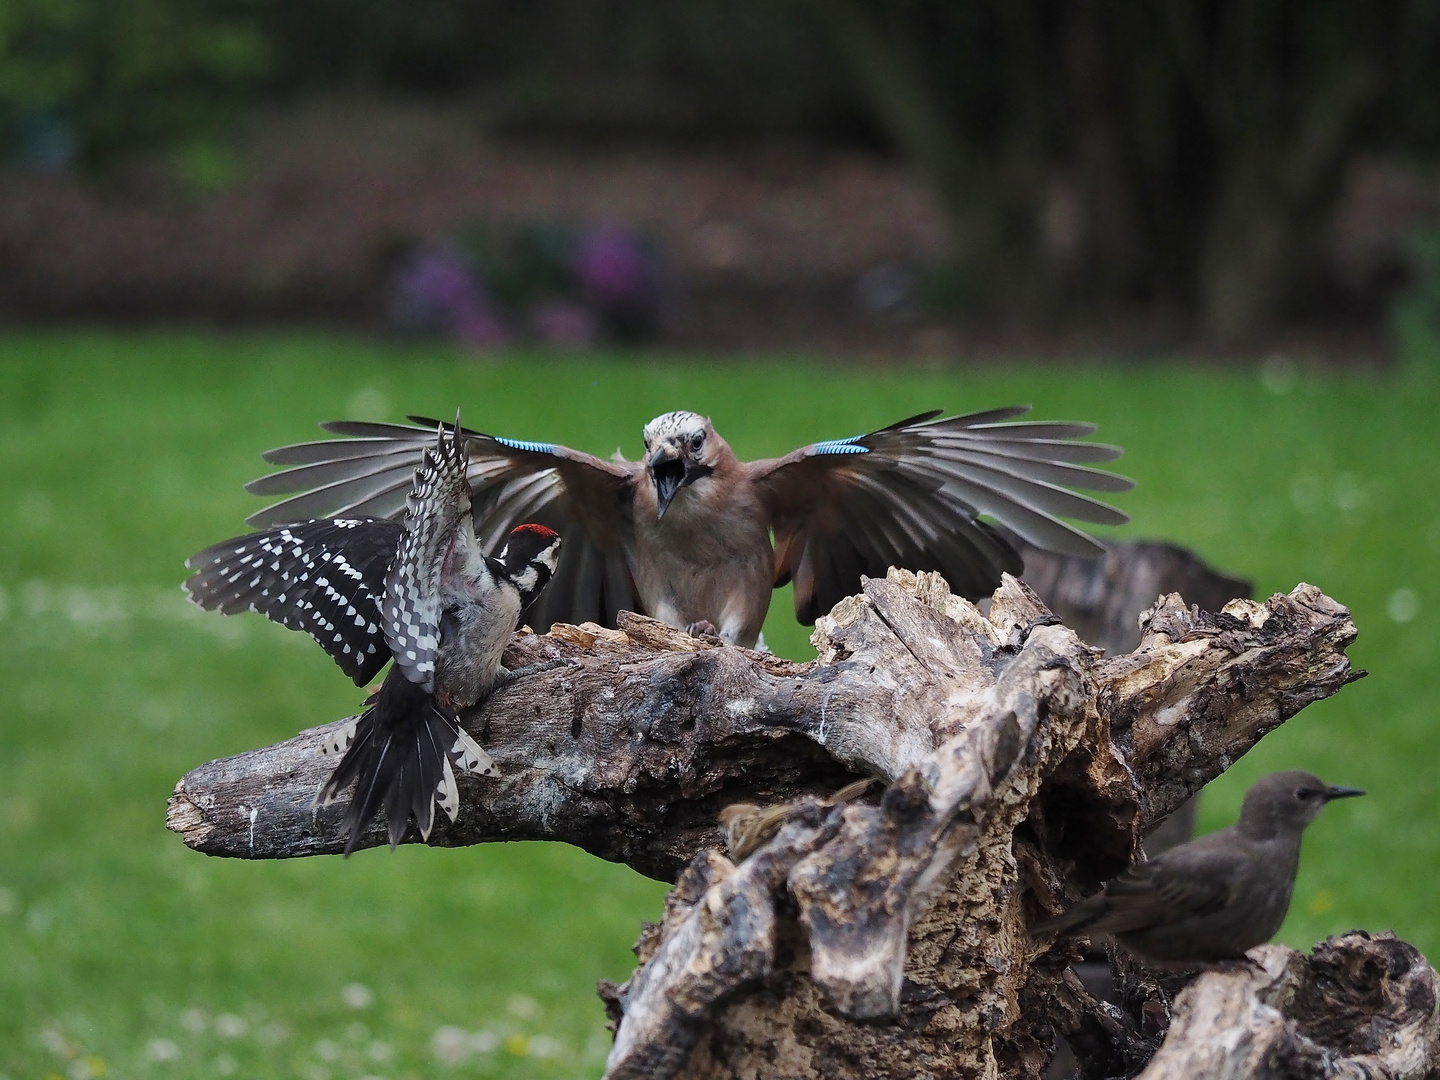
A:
167 543 1391 1080
1139 932 1440 1080
591 576 1362 1080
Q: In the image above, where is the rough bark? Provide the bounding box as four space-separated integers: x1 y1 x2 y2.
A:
160 535 1419 1080
1140 932 1440 1080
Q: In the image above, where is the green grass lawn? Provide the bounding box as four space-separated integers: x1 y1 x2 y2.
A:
1 329 1436 1079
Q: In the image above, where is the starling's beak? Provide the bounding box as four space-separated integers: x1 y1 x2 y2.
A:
649 449 712 519
1324 785 1366 801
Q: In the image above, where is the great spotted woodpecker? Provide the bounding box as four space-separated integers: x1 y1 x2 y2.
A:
185 423 560 854
242 406 1131 649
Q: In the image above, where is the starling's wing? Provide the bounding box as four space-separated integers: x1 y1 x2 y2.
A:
184 517 402 686
380 427 474 691
748 408 1133 623
245 416 641 633
1085 850 1234 935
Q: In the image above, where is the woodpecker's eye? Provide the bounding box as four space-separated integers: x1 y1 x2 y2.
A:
690 433 704 452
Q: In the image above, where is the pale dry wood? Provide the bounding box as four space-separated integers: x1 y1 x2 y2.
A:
1139 932 1440 1080
594 573 1360 1080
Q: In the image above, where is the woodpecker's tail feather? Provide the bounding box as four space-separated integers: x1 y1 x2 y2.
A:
317 668 498 856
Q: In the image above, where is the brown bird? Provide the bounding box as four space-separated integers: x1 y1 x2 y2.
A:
1030 771 1364 966
719 777 877 861
244 407 1132 649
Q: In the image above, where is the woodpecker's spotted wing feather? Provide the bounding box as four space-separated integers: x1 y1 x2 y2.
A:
250 417 640 633
183 517 401 685
381 427 474 690
751 406 1132 623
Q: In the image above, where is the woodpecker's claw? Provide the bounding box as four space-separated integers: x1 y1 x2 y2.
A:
491 657 572 689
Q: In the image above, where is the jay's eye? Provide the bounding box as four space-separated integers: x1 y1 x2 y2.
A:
690 433 704 451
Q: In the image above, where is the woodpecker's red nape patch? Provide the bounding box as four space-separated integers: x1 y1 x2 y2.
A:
510 523 559 540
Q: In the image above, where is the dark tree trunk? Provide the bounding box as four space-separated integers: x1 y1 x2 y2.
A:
801 0 1404 339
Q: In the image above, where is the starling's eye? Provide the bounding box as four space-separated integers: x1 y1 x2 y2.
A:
1295 787 1315 801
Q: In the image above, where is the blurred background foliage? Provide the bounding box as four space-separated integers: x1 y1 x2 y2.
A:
6 0 1440 338
0 0 268 170
3 3 1440 1077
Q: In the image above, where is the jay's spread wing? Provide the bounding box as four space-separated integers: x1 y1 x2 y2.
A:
381 426 474 690
247 416 640 633
184 516 401 686
749 407 1133 624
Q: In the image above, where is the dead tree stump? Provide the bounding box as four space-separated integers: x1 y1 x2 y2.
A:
167 543 1435 1080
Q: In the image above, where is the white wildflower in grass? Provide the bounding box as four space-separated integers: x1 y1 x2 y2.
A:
357 1074 388 1080
213 1054 237 1076
1333 472 1368 520
179 1009 206 1033
346 387 391 422
367 1041 393 1063
528 1035 563 1058
584 1030 612 1061
431 1026 469 1065
342 983 374 1010
213 1013 247 1039
67 1056 104 1080
304 1066 329 1080
506 994 540 1020
469 1030 500 1054
313 1039 341 1062
38 1027 68 1055
1259 354 1297 395
26 905 54 935
145 1038 181 1062
0 886 17 915
256 1020 290 1045
1290 475 1322 513
1388 588 1420 624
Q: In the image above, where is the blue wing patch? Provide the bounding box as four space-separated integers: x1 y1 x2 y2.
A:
811 436 869 456
495 436 558 455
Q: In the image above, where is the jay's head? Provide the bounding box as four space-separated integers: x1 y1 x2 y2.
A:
496 524 562 608
642 411 718 518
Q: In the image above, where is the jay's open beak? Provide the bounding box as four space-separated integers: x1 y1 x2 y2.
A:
649 450 713 519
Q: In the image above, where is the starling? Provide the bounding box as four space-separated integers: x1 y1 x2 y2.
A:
1030 770 1364 965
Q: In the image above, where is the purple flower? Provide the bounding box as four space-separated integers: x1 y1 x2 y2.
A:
572 227 653 309
390 248 507 347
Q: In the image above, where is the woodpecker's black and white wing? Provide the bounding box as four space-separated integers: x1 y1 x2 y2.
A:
247 417 640 633
381 426 475 691
749 407 1133 623
184 517 401 685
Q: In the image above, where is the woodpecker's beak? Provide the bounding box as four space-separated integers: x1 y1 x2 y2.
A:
1323 785 1366 801
649 449 712 519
